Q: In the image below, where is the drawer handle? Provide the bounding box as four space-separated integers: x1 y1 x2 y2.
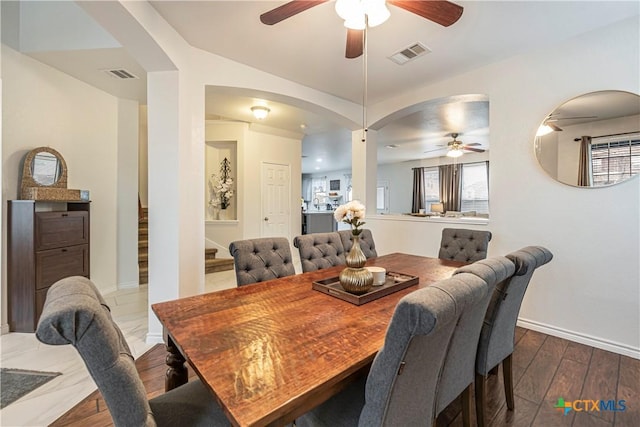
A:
61 213 69 217
61 248 68 252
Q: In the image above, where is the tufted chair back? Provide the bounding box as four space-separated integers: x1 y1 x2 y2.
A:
229 237 296 286
36 276 229 427
338 229 378 259
434 256 515 419
438 228 492 263
293 232 346 273
468 247 552 427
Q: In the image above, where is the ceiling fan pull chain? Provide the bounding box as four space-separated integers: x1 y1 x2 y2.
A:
362 20 368 143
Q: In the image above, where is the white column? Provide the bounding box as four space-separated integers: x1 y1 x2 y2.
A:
146 71 204 343
116 99 140 289
351 129 378 214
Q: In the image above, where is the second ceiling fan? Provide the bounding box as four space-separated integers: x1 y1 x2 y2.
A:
424 133 485 158
260 0 464 58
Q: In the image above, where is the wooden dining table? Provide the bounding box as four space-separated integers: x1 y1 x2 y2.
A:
151 253 463 427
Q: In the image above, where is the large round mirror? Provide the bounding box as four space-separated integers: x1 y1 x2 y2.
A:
535 90 640 187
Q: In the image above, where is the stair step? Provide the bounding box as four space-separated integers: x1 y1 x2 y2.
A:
205 248 218 260
139 239 148 249
139 266 148 285
205 258 235 274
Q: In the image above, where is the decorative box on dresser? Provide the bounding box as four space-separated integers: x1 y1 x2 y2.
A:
7 200 90 332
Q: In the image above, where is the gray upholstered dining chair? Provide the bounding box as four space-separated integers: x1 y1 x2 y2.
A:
229 237 296 286
338 229 378 258
438 228 492 263
473 246 553 427
296 271 494 427
433 256 515 426
36 276 229 427
293 232 346 272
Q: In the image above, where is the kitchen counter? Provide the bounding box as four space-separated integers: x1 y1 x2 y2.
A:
301 211 338 234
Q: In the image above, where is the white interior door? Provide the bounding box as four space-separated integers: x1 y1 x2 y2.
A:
261 162 290 239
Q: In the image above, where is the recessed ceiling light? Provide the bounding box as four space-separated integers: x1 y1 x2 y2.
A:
385 144 399 149
315 167 320 170
300 123 307 129
316 158 323 162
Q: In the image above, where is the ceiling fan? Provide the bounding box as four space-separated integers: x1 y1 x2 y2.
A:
260 0 464 58
424 133 485 157
539 113 599 133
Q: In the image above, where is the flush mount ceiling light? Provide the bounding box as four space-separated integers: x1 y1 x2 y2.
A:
251 105 270 120
335 0 390 30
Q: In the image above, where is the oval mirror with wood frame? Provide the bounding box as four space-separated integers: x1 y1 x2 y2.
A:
535 90 640 187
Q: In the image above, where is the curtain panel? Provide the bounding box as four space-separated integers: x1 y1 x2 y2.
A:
439 164 462 211
578 136 593 186
411 167 425 213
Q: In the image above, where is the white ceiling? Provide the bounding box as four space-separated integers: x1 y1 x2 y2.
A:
11 1 640 173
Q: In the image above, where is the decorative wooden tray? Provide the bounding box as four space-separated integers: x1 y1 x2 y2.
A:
312 271 419 305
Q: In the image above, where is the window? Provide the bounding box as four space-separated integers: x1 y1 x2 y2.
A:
423 168 440 211
311 177 327 207
461 162 489 214
590 137 640 186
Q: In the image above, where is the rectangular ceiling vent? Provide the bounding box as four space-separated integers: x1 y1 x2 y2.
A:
388 42 431 65
103 68 139 80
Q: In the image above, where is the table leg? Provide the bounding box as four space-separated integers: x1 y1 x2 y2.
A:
165 335 188 391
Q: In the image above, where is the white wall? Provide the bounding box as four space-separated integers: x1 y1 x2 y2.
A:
1 45 137 301
117 99 139 288
367 17 640 357
138 105 148 207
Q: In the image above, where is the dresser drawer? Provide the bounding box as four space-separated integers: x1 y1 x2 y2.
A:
35 211 89 250
35 244 89 289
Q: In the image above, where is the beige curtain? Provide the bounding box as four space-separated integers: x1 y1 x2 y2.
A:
411 167 425 213
439 164 462 212
578 136 592 186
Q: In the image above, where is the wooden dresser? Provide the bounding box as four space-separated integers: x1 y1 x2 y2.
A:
7 200 90 332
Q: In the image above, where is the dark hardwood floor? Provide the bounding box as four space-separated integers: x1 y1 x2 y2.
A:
51 327 639 427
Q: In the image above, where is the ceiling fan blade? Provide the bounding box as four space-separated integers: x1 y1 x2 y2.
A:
463 147 485 153
546 123 563 132
346 29 364 59
464 142 481 147
547 115 598 122
260 0 328 25
424 147 447 154
388 0 463 27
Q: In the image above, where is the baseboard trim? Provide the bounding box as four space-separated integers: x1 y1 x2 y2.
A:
118 280 140 289
145 332 164 345
1 323 10 335
517 317 640 360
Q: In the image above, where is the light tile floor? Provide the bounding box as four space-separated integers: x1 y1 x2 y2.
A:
0 270 238 427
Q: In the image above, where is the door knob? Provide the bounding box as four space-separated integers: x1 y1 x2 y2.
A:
264 217 269 221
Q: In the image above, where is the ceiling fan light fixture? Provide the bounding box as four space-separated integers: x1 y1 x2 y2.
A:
251 105 270 120
446 148 464 158
336 0 390 29
536 124 554 137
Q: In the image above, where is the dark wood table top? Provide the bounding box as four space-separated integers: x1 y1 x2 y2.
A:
152 253 463 427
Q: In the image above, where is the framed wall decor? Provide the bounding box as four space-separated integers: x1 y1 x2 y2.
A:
330 179 340 191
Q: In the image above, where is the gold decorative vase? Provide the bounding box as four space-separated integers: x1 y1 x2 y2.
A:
339 235 374 295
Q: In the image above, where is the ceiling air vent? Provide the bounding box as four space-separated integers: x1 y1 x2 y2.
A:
388 42 431 65
103 68 139 79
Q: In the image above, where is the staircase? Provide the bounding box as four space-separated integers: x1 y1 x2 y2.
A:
138 210 149 284
138 210 234 285
205 248 235 274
